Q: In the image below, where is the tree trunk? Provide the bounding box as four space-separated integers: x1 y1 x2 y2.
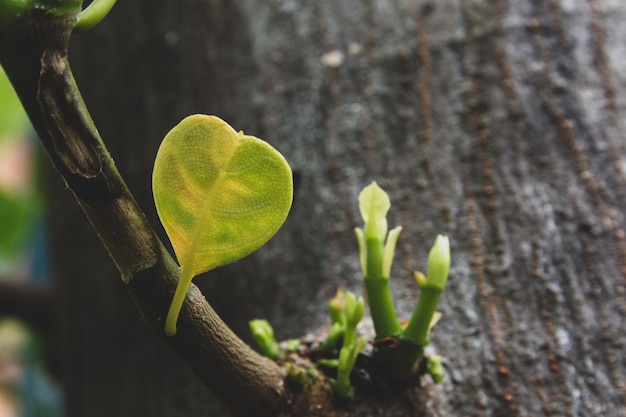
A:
47 0 626 416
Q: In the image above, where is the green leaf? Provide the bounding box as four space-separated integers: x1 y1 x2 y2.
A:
154 114 293 275
153 115 293 335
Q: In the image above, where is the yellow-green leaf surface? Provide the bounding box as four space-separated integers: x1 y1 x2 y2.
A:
153 115 293 335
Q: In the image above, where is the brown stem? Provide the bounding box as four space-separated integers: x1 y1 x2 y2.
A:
0 15 284 416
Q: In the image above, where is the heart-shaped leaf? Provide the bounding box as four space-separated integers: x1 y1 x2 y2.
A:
153 114 293 335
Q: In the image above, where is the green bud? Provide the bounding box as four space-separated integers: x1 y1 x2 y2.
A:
427 235 450 290
358 181 390 241
285 339 300 353
345 294 364 327
402 235 452 345
343 291 356 322
249 319 280 360
426 354 445 384
329 289 346 325
413 271 427 287
285 363 308 388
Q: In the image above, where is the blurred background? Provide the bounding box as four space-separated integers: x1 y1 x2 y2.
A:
0 67 63 417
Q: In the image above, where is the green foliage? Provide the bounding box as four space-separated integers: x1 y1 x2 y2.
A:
249 319 280 360
153 114 293 277
153 115 293 335
318 290 366 398
351 182 451 383
402 235 451 345
355 182 402 338
333 336 366 398
332 291 366 398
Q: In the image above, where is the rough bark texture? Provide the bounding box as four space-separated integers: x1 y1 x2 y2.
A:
46 0 626 416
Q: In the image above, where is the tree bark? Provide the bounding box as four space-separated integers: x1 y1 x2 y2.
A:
45 0 626 416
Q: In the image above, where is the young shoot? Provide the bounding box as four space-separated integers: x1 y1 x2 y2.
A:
317 289 367 397
249 319 280 360
402 235 451 345
351 182 452 381
333 336 367 398
329 291 366 398
426 354 445 384
319 290 345 353
355 182 402 338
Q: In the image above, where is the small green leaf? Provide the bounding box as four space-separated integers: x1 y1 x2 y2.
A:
402 235 451 345
382 225 402 277
153 115 293 335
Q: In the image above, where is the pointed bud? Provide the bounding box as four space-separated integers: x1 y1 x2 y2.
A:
426 354 445 384
427 235 450 290
358 182 390 241
413 271 427 287
329 289 346 325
